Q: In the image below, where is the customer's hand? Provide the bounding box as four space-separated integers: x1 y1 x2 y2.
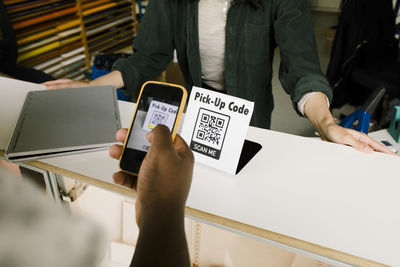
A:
109 126 194 226
43 71 124 90
42 79 90 90
319 122 395 154
305 92 395 154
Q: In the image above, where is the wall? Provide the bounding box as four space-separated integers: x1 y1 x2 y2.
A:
308 0 341 12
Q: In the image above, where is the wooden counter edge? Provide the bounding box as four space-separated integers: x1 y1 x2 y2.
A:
184 207 388 267
22 159 388 267
24 160 136 198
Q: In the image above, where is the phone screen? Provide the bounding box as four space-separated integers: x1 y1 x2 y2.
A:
126 99 179 152
120 82 185 174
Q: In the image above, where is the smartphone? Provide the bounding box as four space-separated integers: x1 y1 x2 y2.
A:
119 81 187 175
380 140 399 154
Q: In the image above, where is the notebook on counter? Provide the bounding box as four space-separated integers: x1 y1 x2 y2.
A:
0 77 120 162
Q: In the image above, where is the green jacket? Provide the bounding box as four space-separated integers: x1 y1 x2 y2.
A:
112 0 333 129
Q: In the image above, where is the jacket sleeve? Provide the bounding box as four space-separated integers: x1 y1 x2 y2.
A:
112 0 174 96
273 0 333 115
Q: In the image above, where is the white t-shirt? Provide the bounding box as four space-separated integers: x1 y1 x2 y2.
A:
198 0 230 91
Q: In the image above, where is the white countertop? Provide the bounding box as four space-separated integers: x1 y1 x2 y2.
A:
36 100 400 266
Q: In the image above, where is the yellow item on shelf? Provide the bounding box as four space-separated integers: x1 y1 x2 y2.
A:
83 3 117 16
18 35 81 62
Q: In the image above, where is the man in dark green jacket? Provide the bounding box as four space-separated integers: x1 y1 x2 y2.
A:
111 0 333 129
45 0 391 154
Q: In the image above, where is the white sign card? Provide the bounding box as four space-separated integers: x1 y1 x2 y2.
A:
181 86 254 175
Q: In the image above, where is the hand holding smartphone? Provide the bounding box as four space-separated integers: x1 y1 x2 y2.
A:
119 81 187 175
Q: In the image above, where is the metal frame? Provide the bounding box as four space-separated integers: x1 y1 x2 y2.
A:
18 163 69 209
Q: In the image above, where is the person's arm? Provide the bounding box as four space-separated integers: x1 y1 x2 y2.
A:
132 204 189 267
44 0 174 92
273 0 393 154
109 126 193 267
304 92 394 154
273 0 333 113
43 70 124 89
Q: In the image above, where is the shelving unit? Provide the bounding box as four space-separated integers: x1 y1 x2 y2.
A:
4 0 137 80
79 0 137 68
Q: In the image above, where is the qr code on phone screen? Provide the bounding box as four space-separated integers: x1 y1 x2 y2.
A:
150 111 168 126
190 108 230 159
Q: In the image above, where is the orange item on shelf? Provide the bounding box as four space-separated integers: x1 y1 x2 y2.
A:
13 6 77 30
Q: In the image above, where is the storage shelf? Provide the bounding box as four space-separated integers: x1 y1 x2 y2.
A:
13 7 78 30
83 5 132 24
89 32 133 53
86 14 132 34
6 0 69 15
21 41 83 68
15 15 79 39
5 0 137 80
87 24 132 45
53 60 86 78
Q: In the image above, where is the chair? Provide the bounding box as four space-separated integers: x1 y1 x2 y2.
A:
0 1 53 83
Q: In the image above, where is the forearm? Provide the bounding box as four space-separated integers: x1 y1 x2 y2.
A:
304 92 335 140
89 70 124 89
131 208 190 267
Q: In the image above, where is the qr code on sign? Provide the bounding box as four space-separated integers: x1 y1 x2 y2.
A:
191 108 230 151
